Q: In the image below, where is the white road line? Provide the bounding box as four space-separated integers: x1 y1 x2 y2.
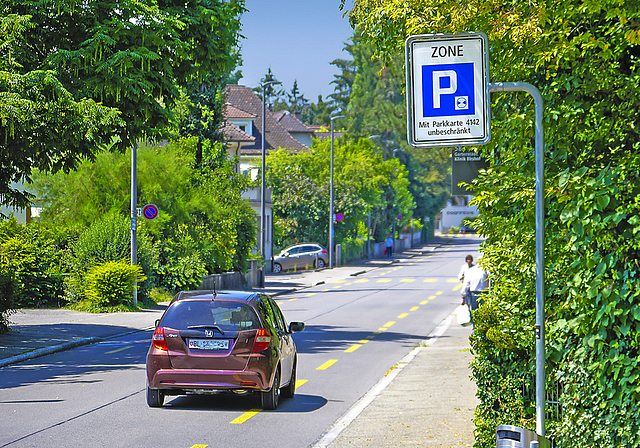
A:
311 314 454 448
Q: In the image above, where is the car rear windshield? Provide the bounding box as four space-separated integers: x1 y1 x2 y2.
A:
161 301 262 331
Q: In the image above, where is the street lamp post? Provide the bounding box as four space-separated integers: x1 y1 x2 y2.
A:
260 80 281 267
329 114 345 269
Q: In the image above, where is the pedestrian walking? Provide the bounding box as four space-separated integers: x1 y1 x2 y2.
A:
463 263 489 311
458 254 474 305
385 235 394 258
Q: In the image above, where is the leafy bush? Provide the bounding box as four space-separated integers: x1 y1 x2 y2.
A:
157 254 207 293
83 260 147 308
0 219 67 310
340 238 365 264
0 270 15 333
64 212 159 303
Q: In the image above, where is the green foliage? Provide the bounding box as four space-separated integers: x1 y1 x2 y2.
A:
338 33 451 227
0 14 123 210
0 0 245 209
157 254 207 293
340 237 365 264
83 260 147 308
32 137 256 278
64 212 158 304
0 218 68 309
267 136 413 249
349 0 640 445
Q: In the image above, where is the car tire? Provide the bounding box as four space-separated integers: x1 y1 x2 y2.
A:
273 263 282 274
281 357 296 399
315 258 326 269
261 368 280 410
147 386 164 407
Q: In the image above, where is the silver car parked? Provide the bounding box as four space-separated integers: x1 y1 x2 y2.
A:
272 243 328 273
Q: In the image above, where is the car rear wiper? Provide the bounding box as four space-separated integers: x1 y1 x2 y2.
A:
186 325 225 335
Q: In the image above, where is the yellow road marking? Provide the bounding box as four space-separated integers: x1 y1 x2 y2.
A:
436 291 443 295
345 344 362 353
400 278 415 283
295 379 308 389
377 278 392 283
420 300 429 305
333 285 343 288
230 409 261 425
105 346 132 355
288 298 299 301
359 340 370 343
410 306 419 311
429 295 436 299
423 278 437 282
306 293 317 297
317 359 338 370
353 279 369 283
191 445 209 448
322 289 330 292
332 280 346 283
398 313 409 319
345 282 353 286
382 321 396 328
447 278 459 283
377 327 388 331
453 283 463 291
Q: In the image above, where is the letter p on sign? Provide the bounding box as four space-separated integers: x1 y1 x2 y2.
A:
433 70 457 108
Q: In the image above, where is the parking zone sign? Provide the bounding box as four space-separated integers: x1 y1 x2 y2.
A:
406 32 490 148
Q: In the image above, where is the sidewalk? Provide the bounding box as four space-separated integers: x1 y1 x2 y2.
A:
0 237 478 446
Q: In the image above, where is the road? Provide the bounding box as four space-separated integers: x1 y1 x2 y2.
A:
0 237 481 448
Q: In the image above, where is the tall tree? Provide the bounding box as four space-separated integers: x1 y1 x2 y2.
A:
0 0 246 208
286 80 309 114
342 32 451 228
328 41 357 113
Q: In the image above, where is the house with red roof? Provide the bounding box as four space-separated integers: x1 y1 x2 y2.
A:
222 85 315 269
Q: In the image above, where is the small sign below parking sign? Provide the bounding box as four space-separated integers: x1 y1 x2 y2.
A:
406 32 490 148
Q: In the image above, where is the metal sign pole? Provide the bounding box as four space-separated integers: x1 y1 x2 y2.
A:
488 82 545 436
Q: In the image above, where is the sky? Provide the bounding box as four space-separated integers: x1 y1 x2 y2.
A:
237 0 356 102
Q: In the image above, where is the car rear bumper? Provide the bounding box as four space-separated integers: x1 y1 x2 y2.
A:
149 369 268 391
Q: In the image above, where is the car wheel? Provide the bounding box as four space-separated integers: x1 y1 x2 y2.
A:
281 357 297 399
315 258 326 269
147 386 164 407
261 368 280 410
273 263 282 274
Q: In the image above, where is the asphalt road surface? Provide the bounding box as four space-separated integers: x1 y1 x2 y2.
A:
0 237 481 448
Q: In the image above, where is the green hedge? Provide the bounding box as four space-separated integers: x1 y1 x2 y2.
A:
83 260 147 308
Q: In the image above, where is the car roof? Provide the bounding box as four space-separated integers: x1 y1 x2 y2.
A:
169 290 262 305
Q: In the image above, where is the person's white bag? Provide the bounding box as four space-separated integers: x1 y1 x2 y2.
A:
455 305 472 326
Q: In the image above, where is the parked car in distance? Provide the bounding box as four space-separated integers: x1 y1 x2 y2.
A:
459 224 478 234
272 243 328 273
146 290 305 410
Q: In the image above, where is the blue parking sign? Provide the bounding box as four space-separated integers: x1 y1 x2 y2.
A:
406 32 490 148
422 63 475 118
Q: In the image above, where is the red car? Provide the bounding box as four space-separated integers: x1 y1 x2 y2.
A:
146 290 304 410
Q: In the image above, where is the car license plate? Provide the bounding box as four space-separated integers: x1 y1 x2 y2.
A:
188 339 229 350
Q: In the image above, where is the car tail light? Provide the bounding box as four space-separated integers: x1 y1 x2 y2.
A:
322 250 328 255
152 326 168 351
251 329 271 353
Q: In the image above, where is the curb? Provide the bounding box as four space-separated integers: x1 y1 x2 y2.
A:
0 327 153 369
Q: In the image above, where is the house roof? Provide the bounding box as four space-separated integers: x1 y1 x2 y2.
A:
225 103 256 119
223 84 309 155
276 110 313 134
221 121 255 143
